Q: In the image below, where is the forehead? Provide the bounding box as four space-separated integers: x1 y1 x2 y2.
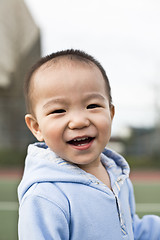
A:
37 56 95 73
32 57 105 88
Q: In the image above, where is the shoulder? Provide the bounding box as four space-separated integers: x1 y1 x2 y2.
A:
20 182 70 218
18 182 71 239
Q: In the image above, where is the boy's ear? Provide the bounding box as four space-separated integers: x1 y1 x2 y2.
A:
110 104 115 121
25 114 44 142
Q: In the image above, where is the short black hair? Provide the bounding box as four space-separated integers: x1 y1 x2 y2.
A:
24 49 112 113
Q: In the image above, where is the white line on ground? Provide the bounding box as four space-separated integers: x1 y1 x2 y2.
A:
136 203 160 212
0 202 18 211
0 202 160 213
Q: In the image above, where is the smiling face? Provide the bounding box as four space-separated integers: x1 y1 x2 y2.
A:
25 59 114 169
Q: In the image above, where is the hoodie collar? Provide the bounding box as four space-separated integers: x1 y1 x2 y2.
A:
18 142 130 202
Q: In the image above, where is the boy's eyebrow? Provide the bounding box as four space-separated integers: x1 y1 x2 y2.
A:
84 93 106 101
43 98 66 109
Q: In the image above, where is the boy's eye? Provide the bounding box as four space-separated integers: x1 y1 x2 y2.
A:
87 104 101 109
51 109 66 114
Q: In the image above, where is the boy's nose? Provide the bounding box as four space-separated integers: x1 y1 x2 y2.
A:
68 113 90 129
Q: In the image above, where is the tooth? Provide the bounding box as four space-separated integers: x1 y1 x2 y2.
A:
73 137 89 142
82 137 88 140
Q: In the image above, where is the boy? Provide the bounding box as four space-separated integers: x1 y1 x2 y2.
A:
18 49 160 239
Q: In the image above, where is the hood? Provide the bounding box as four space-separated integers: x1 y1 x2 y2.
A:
18 142 130 203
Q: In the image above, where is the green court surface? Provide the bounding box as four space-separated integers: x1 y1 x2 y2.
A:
0 179 19 240
133 182 160 217
0 179 160 240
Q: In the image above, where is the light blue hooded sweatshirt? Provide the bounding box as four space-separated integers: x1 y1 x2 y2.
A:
18 142 160 240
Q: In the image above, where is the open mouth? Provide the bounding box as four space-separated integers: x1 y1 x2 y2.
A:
67 137 95 146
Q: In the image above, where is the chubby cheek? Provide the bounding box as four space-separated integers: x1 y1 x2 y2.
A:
98 116 112 141
42 124 63 149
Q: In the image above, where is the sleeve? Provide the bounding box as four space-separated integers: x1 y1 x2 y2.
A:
127 179 160 240
18 195 70 240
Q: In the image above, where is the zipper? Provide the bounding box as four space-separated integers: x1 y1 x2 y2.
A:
113 191 127 235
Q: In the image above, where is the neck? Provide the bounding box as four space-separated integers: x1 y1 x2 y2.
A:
78 161 111 189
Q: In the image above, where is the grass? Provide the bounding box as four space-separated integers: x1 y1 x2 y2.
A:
125 155 160 169
0 149 26 167
0 179 160 240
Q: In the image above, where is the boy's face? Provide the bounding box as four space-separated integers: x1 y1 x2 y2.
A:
25 60 114 168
